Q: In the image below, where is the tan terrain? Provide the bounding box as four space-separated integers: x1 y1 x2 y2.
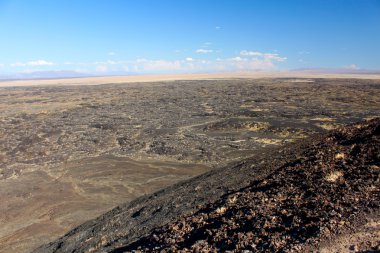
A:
0 77 379 252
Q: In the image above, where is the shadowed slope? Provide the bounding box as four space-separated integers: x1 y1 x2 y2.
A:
33 118 379 252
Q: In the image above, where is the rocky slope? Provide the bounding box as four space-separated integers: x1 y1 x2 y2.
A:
33 118 379 253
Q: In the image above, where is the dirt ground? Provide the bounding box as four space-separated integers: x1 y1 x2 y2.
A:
0 77 379 252
33 119 380 253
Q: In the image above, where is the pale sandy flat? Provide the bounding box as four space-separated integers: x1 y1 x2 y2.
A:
1 72 380 87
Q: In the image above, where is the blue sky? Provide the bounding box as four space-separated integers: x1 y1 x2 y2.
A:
0 0 379 75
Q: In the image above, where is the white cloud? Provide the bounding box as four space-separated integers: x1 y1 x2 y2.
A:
122 65 130 72
344 64 360 70
136 58 148 63
196 49 213 54
86 52 286 73
199 50 288 71
11 62 26 67
94 60 121 66
263 53 287 62
0 63 4 67
108 52 116 56
240 51 287 62
201 42 212 48
101 60 117 65
117 59 186 73
214 57 275 71
27 60 54 66
240 50 263 56
11 60 54 67
140 60 182 71
96 65 108 72
230 57 246 62
215 26 221 30
4 51 285 74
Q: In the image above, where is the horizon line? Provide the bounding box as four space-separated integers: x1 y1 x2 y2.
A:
1 71 380 88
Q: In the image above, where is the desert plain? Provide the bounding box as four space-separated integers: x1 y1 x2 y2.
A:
0 75 379 252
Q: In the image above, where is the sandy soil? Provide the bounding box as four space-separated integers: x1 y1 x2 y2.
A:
0 156 209 253
1 72 380 88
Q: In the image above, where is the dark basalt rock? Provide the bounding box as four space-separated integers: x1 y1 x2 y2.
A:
33 118 380 253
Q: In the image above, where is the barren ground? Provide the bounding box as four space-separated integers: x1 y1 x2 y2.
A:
0 77 379 252
34 119 380 253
